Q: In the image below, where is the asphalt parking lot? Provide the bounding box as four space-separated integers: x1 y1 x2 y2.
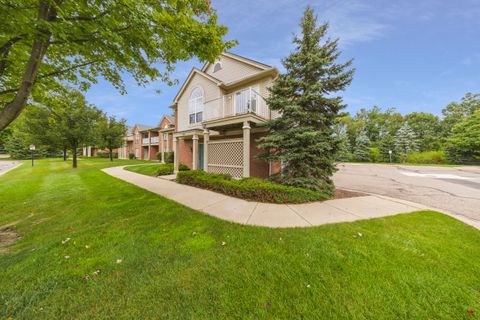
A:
334 163 480 228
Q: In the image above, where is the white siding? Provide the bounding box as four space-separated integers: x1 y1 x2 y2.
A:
177 74 222 132
205 55 262 83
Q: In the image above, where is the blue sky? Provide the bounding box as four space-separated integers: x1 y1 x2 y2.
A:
85 0 480 126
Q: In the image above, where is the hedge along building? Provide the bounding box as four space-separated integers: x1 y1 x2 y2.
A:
171 52 282 178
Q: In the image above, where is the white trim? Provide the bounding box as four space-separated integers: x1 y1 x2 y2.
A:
208 164 243 169
208 138 243 144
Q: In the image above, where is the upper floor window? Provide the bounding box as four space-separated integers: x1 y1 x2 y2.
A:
135 133 140 143
213 61 222 72
189 87 204 124
235 86 259 114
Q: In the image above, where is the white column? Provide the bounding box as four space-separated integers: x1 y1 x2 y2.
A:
242 121 251 177
161 133 165 163
192 134 199 170
203 128 209 172
173 137 179 173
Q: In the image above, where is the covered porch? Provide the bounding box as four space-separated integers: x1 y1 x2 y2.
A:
173 113 269 178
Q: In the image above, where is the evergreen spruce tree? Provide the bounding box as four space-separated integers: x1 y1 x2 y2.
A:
353 130 371 162
258 7 354 194
378 134 396 162
336 125 352 161
395 122 418 162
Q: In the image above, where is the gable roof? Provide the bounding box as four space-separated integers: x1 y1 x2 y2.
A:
134 124 154 132
201 52 272 72
158 115 175 127
173 68 222 103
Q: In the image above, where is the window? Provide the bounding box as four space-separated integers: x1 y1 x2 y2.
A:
189 87 204 124
235 86 258 114
135 133 140 144
213 61 222 72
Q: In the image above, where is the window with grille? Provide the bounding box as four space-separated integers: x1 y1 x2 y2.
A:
235 86 258 114
189 87 204 124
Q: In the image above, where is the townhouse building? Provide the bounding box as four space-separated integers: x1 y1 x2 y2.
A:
171 52 281 178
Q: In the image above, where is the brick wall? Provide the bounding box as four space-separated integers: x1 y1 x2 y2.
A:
178 138 193 168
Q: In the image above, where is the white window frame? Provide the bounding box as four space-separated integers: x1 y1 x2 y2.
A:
189 87 204 125
234 85 259 115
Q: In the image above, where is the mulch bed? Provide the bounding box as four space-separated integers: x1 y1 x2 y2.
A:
333 188 366 200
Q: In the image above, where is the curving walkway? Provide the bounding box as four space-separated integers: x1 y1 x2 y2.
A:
0 161 22 177
102 166 434 228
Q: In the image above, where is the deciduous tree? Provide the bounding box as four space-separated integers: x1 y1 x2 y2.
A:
0 0 235 131
97 115 127 161
446 110 480 163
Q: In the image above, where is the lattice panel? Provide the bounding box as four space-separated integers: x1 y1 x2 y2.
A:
207 165 243 178
207 139 243 178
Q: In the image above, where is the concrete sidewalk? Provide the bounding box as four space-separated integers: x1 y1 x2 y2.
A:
0 161 21 177
103 166 434 228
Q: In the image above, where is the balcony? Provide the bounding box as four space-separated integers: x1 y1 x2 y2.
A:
142 138 149 145
151 136 159 144
203 89 271 122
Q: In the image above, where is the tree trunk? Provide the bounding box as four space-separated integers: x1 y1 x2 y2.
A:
109 148 113 161
0 1 55 131
63 147 67 161
72 147 77 168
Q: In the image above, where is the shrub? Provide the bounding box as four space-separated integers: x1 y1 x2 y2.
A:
406 151 446 164
157 164 174 175
156 163 189 176
164 151 174 164
129 153 135 160
156 152 162 161
96 151 118 159
176 170 329 204
369 147 380 162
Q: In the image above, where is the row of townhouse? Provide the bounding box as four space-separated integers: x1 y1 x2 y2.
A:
117 116 175 161
88 52 282 179
83 116 175 160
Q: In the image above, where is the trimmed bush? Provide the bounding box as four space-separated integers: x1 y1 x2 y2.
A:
164 152 174 164
156 163 189 176
129 153 135 160
406 151 446 164
176 170 329 204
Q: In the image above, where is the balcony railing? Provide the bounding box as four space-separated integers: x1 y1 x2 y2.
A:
151 136 159 144
142 138 149 145
203 89 270 122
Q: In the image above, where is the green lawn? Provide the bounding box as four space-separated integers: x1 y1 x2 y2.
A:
1 159 480 319
124 163 164 176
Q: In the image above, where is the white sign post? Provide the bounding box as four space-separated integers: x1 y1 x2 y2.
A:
388 150 392 163
29 145 35 167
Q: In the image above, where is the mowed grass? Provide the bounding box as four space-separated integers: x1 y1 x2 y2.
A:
1 159 480 319
124 163 163 176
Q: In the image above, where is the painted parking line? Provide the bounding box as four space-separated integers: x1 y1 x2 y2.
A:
400 172 473 180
